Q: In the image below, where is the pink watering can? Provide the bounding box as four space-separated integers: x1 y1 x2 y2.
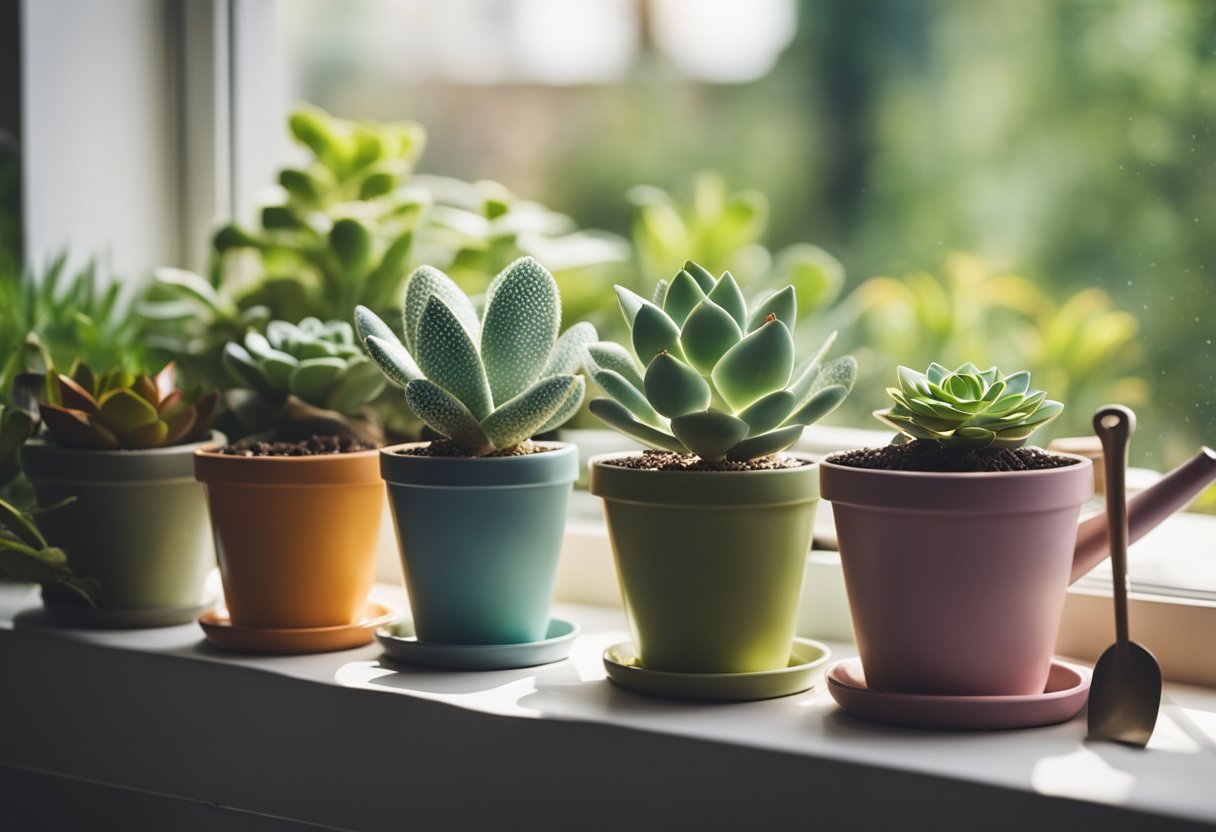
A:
821 446 1216 696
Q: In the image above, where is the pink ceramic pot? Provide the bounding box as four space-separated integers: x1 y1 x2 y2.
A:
821 455 1093 696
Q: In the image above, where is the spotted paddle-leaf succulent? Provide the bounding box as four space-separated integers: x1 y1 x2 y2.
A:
874 362 1063 449
34 362 217 450
356 256 595 455
585 261 857 462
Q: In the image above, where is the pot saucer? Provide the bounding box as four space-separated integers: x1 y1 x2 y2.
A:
198 602 395 655
376 617 579 670
603 638 831 702
826 658 1091 730
39 592 220 630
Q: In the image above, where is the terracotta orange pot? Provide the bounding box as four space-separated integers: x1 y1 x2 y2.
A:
194 449 384 629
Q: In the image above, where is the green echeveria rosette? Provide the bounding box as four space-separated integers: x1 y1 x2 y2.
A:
874 362 1064 449
584 260 857 462
356 256 595 456
222 318 388 444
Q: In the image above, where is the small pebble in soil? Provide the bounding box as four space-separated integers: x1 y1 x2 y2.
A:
219 435 374 457
603 449 808 472
827 441 1078 473
394 439 554 458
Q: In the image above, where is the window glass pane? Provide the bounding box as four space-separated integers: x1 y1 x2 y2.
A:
276 0 1215 484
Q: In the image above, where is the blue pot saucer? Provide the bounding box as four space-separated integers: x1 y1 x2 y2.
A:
376 617 580 671
603 638 831 702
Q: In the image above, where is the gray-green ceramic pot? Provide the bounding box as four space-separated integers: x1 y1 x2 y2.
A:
380 442 579 645
21 433 224 614
589 452 819 674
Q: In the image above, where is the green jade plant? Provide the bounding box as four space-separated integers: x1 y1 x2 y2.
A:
356 257 596 455
586 261 857 461
222 317 387 444
33 363 218 450
875 362 1063 449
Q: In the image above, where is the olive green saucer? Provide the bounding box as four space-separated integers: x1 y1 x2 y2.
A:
603 638 831 702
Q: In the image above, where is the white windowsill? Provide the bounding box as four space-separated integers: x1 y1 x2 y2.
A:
1 583 1214 831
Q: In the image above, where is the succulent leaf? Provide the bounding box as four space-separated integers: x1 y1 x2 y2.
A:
875 363 1063 449
288 357 347 403
631 303 684 364
481 257 560 405
588 398 689 454
403 379 493 455
680 298 742 375
543 321 598 377
324 359 387 413
404 265 481 355
644 352 710 418
534 375 588 435
481 374 579 451
711 318 794 411
588 263 856 462
417 297 493 420
364 334 421 388
594 369 664 427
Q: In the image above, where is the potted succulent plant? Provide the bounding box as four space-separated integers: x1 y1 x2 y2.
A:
585 261 857 674
193 318 388 637
20 363 222 624
357 256 594 645
819 362 1091 696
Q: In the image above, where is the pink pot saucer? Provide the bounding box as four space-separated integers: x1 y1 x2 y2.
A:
826 658 1091 730
198 602 396 655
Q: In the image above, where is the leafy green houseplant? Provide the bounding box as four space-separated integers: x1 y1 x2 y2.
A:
819 363 1096 698
221 317 387 445
19 363 223 624
586 261 856 684
363 257 587 650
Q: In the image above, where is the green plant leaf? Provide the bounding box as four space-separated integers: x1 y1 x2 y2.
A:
480 257 561 405
98 389 159 431
683 260 717 293
482 374 580 450
330 218 373 280
592 369 663 427
670 410 749 461
38 405 118 449
364 335 421 388
287 357 346 405
631 303 683 365
738 390 798 437
535 375 587 435
588 398 689 454
544 322 598 377
785 384 848 427
644 352 710 418
614 285 647 326
706 271 748 329
417 296 493 419
725 424 804 461
403 265 481 355
324 358 388 414
0 497 46 549
746 285 796 332
223 343 278 397
403 379 493 455
662 270 708 326
711 318 794 411
680 298 742 375
584 343 644 389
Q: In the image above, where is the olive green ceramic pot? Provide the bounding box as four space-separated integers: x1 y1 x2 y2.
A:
589 452 819 674
21 433 224 615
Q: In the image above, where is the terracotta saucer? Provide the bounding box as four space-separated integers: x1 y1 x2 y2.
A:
603 638 831 702
826 658 1091 730
198 602 395 655
376 617 579 670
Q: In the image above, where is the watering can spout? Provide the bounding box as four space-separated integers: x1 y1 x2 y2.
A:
1072 446 1216 584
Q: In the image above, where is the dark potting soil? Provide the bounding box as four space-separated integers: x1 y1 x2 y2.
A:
827 441 1079 473
219 435 375 456
603 449 809 472
394 439 555 458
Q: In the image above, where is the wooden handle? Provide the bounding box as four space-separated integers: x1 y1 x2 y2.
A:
1093 405 1136 648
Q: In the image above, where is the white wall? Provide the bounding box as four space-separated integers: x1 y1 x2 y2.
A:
21 0 181 279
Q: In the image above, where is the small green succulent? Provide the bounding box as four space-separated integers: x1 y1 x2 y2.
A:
585 261 857 462
222 318 388 444
356 257 595 456
875 362 1064 449
33 363 217 450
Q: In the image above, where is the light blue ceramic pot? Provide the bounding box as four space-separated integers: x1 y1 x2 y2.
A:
380 442 579 645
